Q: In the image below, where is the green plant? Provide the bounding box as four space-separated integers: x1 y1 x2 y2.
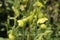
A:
0 0 60 40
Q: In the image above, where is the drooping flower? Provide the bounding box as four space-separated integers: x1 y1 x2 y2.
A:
12 6 19 17
17 19 26 27
20 5 26 11
33 1 43 7
37 17 48 24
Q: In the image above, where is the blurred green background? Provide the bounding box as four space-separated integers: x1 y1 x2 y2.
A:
0 0 60 40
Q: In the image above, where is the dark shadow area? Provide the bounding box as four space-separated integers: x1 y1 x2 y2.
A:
0 24 8 38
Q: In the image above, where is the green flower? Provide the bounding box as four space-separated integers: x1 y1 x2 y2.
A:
20 5 26 11
23 0 28 3
17 12 34 27
40 24 47 29
8 30 15 40
33 1 43 7
12 6 19 17
37 17 48 24
0 3 2 7
44 30 52 35
17 19 26 27
8 33 15 40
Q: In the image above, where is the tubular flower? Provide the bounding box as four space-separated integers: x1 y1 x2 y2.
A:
12 6 19 17
20 5 26 11
17 12 34 27
17 19 26 27
37 17 48 24
28 12 35 22
33 1 43 7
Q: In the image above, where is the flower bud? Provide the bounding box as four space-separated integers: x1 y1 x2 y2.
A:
40 24 47 29
8 33 15 40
